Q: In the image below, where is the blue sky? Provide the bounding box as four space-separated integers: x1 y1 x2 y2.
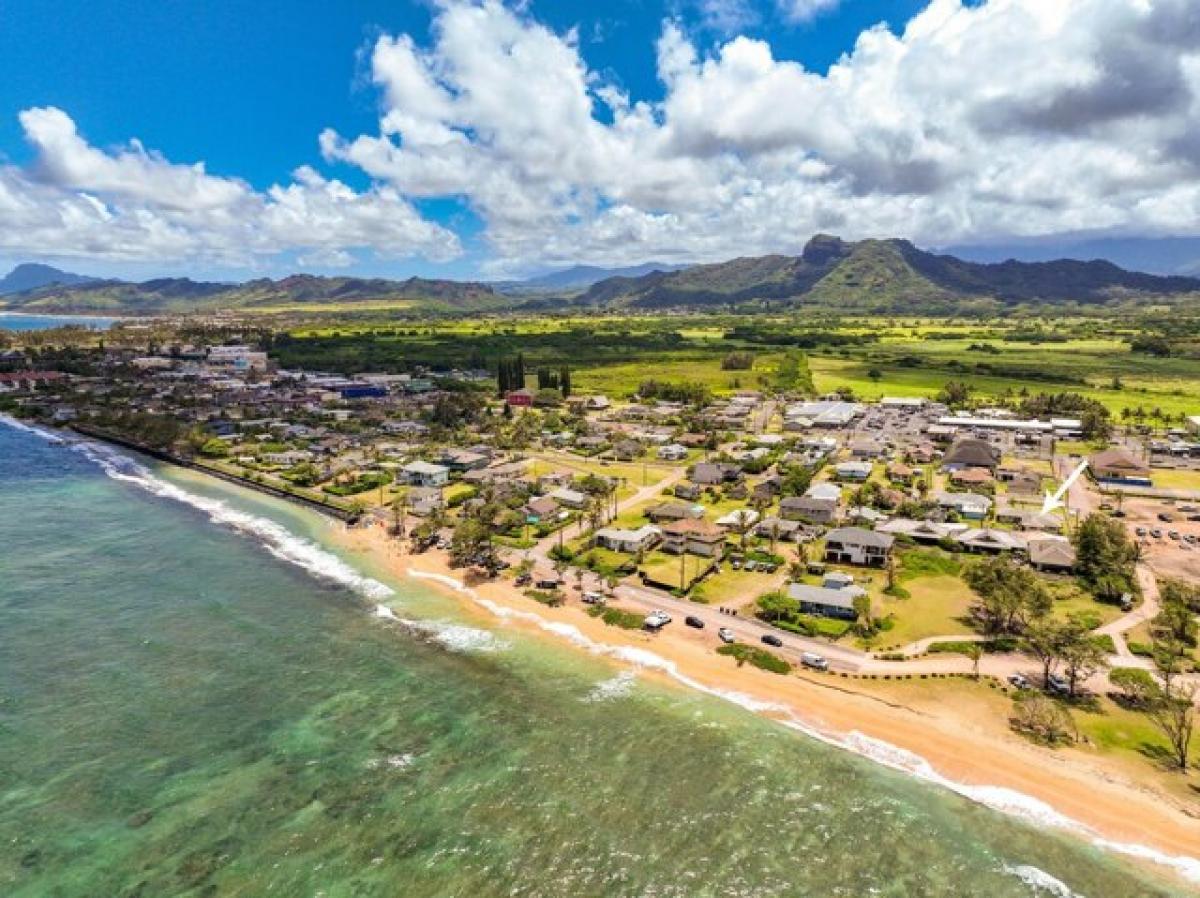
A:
1 0 1197 280
0 1 923 188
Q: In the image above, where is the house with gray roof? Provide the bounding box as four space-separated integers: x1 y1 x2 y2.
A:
823 527 894 567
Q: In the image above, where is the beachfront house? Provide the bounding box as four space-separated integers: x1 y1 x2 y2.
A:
402 461 450 488
592 525 662 554
659 519 727 557
823 527 894 567
787 582 869 621
1028 536 1077 573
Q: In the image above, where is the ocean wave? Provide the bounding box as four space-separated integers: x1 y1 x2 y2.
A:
583 670 638 703
1003 865 1085 898
9 418 1199 886
2 416 394 601
405 566 1200 886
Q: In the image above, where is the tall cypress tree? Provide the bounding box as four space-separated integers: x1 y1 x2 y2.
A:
560 365 571 398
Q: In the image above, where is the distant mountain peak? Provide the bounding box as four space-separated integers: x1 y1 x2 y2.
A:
0 263 99 296
575 234 1200 311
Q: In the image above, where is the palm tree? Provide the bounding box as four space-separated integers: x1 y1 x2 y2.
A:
391 493 408 538
966 642 983 679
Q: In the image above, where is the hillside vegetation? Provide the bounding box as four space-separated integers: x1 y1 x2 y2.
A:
5 234 1200 315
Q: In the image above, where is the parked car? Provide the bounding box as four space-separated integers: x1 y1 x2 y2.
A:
1150 528 1163 539
800 652 829 671
515 574 532 587
744 560 759 572
718 627 736 644
643 610 672 631
1008 673 1031 690
761 634 783 648
582 591 605 604
1135 526 1147 537
1185 534 1197 545
1047 673 1071 695
685 615 705 629
1158 512 1175 523
730 558 743 570
1168 530 1181 540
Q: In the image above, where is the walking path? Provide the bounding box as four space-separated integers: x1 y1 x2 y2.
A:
1095 564 1161 658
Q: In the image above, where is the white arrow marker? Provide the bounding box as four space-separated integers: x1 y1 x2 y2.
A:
1042 460 1088 515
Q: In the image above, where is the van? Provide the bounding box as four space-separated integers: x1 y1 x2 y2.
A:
801 652 829 671
582 591 605 605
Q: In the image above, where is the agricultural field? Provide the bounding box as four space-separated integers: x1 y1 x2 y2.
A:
269 312 1200 422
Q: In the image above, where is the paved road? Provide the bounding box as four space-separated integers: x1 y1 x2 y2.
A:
506 450 1182 690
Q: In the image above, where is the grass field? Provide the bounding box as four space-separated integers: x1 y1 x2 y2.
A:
640 551 713 592
808 338 1200 419
690 567 782 607
272 313 1200 418
875 574 978 648
1146 468 1200 491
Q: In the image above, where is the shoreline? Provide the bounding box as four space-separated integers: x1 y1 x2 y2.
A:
8 416 1198 887
335 522 1200 884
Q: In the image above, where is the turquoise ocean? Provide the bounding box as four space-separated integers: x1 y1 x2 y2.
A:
0 420 1194 897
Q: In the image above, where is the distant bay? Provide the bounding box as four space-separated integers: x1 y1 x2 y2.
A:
0 312 119 332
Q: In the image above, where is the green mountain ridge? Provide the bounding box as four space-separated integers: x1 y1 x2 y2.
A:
5 235 1199 315
0 273 501 314
579 235 1200 311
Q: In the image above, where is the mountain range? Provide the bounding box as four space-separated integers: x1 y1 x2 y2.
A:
494 262 689 293
4 235 1200 315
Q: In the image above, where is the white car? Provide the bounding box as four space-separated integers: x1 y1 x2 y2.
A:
718 627 736 644
643 611 672 631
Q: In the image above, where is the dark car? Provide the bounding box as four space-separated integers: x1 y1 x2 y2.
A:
1158 512 1175 523
685 615 705 629
761 634 783 648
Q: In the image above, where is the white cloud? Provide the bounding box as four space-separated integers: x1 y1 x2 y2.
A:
1 107 461 268
319 0 1200 275
5 0 1200 278
776 0 841 24
698 0 759 34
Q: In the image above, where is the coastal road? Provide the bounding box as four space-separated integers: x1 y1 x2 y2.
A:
611 580 868 672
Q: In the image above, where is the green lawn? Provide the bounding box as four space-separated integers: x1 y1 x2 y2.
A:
690 567 782 607
1146 468 1200 491
1048 583 1124 627
640 551 713 592
874 575 978 649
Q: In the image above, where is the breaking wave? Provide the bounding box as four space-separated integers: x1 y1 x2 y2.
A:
3 416 394 601
406 566 1200 886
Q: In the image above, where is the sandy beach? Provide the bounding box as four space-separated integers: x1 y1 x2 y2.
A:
334 521 1200 878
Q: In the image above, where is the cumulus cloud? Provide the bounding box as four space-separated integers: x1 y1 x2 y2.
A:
0 107 461 268
319 0 1200 274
